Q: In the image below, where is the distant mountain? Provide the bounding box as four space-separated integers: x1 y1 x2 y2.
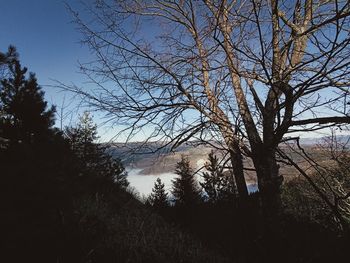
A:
106 135 350 176
107 142 213 175
299 135 350 145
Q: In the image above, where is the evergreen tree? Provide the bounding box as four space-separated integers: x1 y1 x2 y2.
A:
0 47 77 261
149 178 169 209
105 157 129 189
65 112 129 189
0 54 56 145
172 155 201 207
0 45 17 64
65 112 99 166
0 47 127 261
201 151 236 204
201 151 222 203
218 171 237 203
0 45 18 79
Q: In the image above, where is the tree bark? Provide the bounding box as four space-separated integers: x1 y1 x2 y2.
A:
229 142 249 199
255 148 283 216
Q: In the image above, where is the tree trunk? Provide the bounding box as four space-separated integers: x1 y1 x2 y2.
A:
218 123 249 200
255 149 283 217
228 142 249 199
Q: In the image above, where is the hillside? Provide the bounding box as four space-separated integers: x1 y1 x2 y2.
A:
108 137 345 182
64 187 231 263
108 142 213 174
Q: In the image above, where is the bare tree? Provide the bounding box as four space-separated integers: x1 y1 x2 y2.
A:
280 131 350 230
64 0 350 213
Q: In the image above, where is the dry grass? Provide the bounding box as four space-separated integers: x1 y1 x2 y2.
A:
72 188 230 263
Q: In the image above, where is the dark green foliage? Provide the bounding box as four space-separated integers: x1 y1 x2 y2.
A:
2 45 349 263
172 155 201 207
148 178 169 209
65 111 129 190
0 52 55 146
0 45 17 63
201 151 237 204
0 45 18 79
0 48 127 261
65 112 99 164
1 47 230 262
0 47 76 261
105 157 129 188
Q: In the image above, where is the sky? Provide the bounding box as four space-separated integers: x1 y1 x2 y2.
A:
0 0 99 130
0 0 173 142
0 0 90 85
1 0 348 142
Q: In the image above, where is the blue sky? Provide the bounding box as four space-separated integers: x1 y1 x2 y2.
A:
0 0 89 87
0 0 115 137
1 0 347 141
0 0 161 142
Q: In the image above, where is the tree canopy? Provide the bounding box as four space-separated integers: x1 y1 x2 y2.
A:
201 151 236 204
0 48 55 145
149 177 169 210
172 155 201 207
65 111 129 190
65 0 350 214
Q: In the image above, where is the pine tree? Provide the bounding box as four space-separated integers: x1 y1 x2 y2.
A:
0 47 77 259
65 112 99 165
105 157 129 189
65 112 129 189
149 178 168 209
0 45 18 80
201 151 236 204
219 171 237 203
172 155 201 207
0 45 17 64
0 54 56 145
201 151 222 203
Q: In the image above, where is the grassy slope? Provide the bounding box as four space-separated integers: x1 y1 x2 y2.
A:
69 187 230 263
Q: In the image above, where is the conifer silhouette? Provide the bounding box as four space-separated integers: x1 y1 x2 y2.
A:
0 51 55 145
172 155 201 207
65 111 129 189
201 151 236 204
149 178 169 209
